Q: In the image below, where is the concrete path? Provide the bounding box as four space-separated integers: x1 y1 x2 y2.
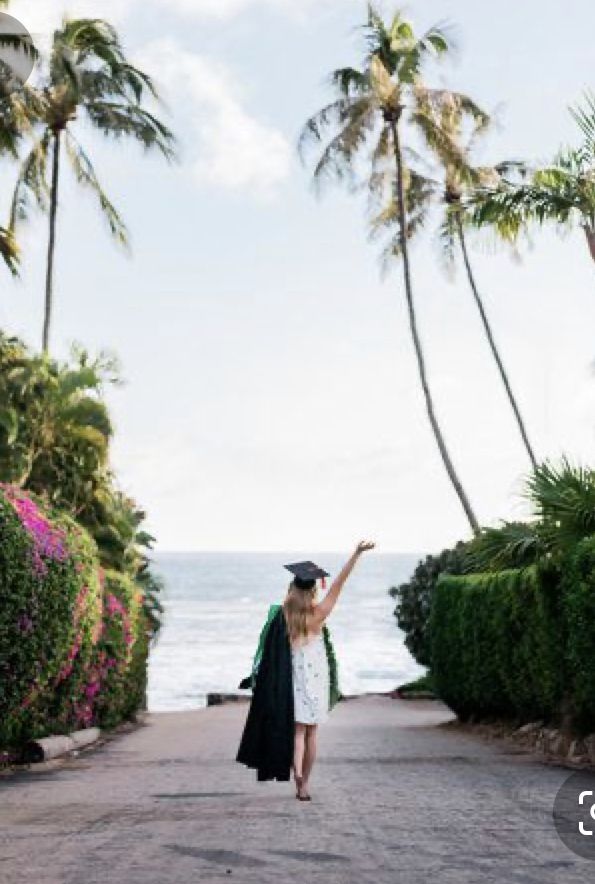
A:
0 696 593 883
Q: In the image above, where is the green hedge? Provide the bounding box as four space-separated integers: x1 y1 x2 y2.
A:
390 543 468 667
430 566 563 723
562 539 595 733
0 485 149 748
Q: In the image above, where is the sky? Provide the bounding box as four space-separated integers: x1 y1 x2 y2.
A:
1 0 595 553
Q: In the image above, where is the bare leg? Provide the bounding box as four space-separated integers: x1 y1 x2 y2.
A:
293 723 307 792
302 724 318 794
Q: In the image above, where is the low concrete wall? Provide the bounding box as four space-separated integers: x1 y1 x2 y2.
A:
24 727 101 763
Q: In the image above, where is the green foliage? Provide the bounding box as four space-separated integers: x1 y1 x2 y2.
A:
92 571 144 729
467 460 595 573
430 567 563 723
390 543 468 667
428 460 595 732
300 4 491 270
468 96 595 254
396 672 436 697
465 521 543 573
561 538 595 733
0 334 162 749
0 487 153 748
0 487 102 745
526 459 595 554
299 5 467 205
322 623 341 708
0 333 163 636
0 332 113 495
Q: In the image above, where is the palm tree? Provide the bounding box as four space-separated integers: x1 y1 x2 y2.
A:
0 81 43 274
9 18 176 352
0 334 114 496
373 90 537 468
469 94 595 267
300 4 480 534
466 458 595 572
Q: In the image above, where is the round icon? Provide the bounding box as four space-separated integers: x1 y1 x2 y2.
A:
0 13 36 98
553 770 595 860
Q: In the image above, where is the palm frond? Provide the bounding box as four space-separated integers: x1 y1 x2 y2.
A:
64 131 128 245
298 96 365 154
330 66 368 97
84 100 176 159
396 20 454 83
0 85 43 155
569 91 595 154
465 521 543 572
437 210 458 266
412 86 491 185
10 131 51 228
369 168 435 269
468 176 580 240
0 227 20 275
307 99 376 192
525 459 595 551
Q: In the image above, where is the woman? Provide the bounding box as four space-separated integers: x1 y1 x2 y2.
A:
236 540 375 801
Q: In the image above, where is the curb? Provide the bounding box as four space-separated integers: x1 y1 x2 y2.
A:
23 727 101 763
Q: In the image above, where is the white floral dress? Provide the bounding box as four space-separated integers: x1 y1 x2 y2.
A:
291 632 330 724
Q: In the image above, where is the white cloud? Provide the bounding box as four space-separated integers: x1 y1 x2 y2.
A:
7 0 342 34
6 0 292 198
138 39 291 197
158 0 337 20
6 1 128 39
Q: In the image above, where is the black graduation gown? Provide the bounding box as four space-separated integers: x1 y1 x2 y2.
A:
235 607 294 782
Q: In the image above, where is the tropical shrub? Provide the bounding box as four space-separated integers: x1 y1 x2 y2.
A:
0 333 163 635
93 570 144 729
0 486 154 748
425 461 595 731
0 485 102 745
0 335 161 750
431 566 563 723
390 543 468 667
466 459 595 574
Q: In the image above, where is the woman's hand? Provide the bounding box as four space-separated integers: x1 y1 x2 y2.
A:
315 541 376 622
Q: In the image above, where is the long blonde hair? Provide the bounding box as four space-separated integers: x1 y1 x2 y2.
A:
282 582 317 644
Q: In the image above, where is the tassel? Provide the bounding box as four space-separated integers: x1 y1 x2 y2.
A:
321 577 326 590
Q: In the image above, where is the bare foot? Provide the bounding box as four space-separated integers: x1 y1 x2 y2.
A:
296 777 311 800
294 772 310 800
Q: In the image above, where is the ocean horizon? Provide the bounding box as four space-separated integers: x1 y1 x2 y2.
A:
147 551 425 712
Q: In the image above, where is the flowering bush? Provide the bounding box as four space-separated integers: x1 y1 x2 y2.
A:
0 486 150 748
90 571 146 729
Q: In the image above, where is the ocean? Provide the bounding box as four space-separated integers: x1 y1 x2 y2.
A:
147 552 425 712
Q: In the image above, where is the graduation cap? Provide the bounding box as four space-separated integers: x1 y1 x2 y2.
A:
285 560 330 590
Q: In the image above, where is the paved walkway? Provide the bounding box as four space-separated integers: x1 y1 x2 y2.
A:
0 697 593 883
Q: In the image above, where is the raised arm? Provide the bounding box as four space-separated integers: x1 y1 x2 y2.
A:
314 540 375 624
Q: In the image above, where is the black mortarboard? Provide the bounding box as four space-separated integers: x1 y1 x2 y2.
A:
285 560 330 590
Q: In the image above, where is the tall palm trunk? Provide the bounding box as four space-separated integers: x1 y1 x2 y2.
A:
454 212 537 470
43 129 61 354
584 224 595 264
388 115 480 535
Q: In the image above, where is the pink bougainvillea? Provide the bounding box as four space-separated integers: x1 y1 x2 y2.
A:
1 485 68 576
105 593 126 617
